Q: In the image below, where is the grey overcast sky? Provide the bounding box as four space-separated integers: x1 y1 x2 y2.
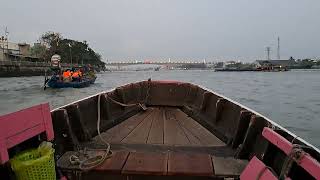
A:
1 0 319 62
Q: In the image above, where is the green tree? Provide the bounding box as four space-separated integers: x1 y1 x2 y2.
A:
40 32 62 61
30 43 46 59
38 32 105 67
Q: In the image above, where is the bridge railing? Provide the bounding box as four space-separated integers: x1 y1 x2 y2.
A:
105 61 209 65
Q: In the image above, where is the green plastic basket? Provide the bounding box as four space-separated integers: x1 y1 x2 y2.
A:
10 142 56 180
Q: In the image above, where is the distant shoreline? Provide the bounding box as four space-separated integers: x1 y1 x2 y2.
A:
0 60 103 77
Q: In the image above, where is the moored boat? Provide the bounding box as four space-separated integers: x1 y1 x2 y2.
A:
1 80 320 179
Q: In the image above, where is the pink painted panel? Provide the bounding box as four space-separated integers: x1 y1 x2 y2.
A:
41 104 54 140
0 105 44 138
299 154 320 179
240 156 277 180
6 124 44 148
262 127 320 179
262 127 292 155
0 140 9 163
0 103 53 164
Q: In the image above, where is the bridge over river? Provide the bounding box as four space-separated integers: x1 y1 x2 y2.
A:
105 60 214 67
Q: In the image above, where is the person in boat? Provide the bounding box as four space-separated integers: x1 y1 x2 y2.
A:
78 69 82 78
62 69 72 82
50 53 61 75
84 64 96 79
71 69 82 82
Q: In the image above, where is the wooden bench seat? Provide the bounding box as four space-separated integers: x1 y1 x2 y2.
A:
57 149 248 178
212 156 248 177
95 151 129 174
122 152 167 175
167 152 213 176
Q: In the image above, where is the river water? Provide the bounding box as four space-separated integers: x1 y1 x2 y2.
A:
0 70 319 148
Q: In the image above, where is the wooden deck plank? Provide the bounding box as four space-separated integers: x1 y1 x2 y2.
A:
121 109 156 144
94 107 224 147
122 152 168 175
164 108 190 145
94 151 130 173
95 109 153 143
167 152 214 176
211 156 248 177
175 109 225 146
179 125 202 146
147 108 164 144
167 108 202 146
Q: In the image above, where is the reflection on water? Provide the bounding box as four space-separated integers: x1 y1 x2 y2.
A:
1 69 320 148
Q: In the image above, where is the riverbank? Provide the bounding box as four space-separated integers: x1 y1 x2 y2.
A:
0 60 100 77
0 66 47 77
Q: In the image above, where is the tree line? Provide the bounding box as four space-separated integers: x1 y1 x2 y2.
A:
30 32 105 67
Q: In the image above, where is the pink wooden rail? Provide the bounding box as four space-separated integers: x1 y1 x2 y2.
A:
262 127 320 179
0 103 54 164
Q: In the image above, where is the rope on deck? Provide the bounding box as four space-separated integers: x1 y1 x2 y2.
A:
69 94 113 171
68 79 152 171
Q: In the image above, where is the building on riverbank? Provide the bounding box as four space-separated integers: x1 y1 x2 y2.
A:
0 42 39 61
255 59 295 70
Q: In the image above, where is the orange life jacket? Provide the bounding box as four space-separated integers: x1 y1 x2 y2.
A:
63 71 71 78
72 72 79 78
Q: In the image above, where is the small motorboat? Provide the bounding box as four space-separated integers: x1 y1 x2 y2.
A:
46 75 96 88
43 68 97 89
1 80 320 179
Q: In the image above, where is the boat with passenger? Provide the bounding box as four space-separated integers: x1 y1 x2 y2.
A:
1 80 320 179
44 67 97 89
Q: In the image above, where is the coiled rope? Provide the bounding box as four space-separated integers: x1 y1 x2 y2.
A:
69 94 112 171
69 79 151 170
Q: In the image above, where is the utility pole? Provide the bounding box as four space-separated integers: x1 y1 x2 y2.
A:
277 37 280 60
68 43 72 65
5 27 9 56
266 47 271 60
0 36 5 61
